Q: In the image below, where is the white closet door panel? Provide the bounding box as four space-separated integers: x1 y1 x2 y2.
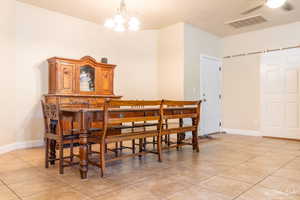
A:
261 49 300 139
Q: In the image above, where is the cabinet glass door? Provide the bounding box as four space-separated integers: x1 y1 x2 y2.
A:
80 65 95 92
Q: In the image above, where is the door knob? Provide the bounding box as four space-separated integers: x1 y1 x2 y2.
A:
203 99 207 102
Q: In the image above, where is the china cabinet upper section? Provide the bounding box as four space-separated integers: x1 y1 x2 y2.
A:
47 56 116 96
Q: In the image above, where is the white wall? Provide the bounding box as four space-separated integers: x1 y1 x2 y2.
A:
222 22 300 133
184 24 222 100
223 22 300 56
157 23 222 101
222 55 260 131
0 0 16 147
15 2 159 143
158 23 185 100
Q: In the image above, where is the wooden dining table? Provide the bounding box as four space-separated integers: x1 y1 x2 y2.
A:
60 106 197 179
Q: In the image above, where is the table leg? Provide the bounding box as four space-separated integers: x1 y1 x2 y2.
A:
80 133 89 179
79 112 89 179
192 118 200 152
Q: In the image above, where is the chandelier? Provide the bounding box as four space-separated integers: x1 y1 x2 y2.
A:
104 0 140 32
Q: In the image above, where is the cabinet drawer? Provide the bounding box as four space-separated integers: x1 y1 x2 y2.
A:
60 97 89 105
89 98 104 105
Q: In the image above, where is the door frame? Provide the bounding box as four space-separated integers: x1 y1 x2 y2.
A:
200 55 223 135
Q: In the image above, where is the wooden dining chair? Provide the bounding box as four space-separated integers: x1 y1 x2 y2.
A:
96 100 163 177
160 100 202 152
41 100 80 174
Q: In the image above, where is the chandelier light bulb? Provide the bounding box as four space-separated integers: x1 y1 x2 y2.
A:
266 0 287 8
114 24 125 32
128 17 140 27
114 14 125 24
104 19 115 28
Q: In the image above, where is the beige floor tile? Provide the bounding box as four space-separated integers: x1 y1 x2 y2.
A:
167 186 232 200
0 186 18 200
0 154 18 165
284 158 300 171
132 175 192 199
71 178 120 198
0 167 50 185
248 156 291 167
236 186 300 200
198 176 252 198
8 177 66 198
151 165 214 185
184 161 231 175
22 186 90 200
197 154 248 166
259 176 300 195
273 168 300 181
219 165 270 184
10 148 44 162
94 186 157 200
237 162 279 174
0 159 32 173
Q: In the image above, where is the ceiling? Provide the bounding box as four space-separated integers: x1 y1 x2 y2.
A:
17 0 300 36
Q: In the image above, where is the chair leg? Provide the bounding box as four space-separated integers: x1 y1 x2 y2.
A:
115 142 118 157
164 135 168 145
152 137 156 149
59 142 64 174
45 138 49 168
100 142 105 177
177 118 183 150
157 136 162 162
105 144 108 153
176 134 180 151
143 138 147 150
88 144 92 154
192 118 200 152
49 140 56 165
70 140 74 165
193 131 200 152
132 139 135 153
138 139 143 158
120 141 123 152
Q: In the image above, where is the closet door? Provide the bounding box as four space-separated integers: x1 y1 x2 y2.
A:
261 49 300 139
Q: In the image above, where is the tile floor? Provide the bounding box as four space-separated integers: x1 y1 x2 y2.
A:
0 134 300 200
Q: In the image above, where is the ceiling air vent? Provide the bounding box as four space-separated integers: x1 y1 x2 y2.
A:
226 15 267 28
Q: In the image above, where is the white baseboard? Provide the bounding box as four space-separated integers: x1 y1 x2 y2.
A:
0 139 44 155
222 128 261 137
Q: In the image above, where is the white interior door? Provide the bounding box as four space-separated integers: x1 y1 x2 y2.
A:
261 48 300 139
200 56 222 135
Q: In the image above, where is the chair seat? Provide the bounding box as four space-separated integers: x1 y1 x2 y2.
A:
63 134 80 140
162 123 197 135
132 122 159 127
105 127 159 143
62 142 80 148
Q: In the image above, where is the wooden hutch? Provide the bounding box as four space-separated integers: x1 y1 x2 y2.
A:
44 56 121 107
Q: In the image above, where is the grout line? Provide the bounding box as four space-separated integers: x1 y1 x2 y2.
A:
0 178 23 200
232 154 299 200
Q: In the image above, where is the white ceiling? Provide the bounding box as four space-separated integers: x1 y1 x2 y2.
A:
17 0 300 36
